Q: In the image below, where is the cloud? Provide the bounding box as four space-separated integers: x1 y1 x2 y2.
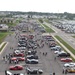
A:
0 0 75 13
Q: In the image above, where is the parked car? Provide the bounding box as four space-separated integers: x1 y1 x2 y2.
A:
25 59 38 64
26 67 43 74
11 57 25 61
26 55 38 59
9 65 23 70
49 43 56 48
18 44 26 47
67 67 75 73
60 58 72 62
64 62 75 67
51 45 61 51
14 73 24 75
13 53 24 57
14 50 25 54
27 50 37 55
54 50 64 54
29 34 34 39
18 47 26 50
57 52 70 57
40 29 46 33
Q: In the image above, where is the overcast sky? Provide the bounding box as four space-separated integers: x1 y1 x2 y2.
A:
0 0 75 13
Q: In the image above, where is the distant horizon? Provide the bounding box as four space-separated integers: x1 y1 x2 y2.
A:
0 10 74 14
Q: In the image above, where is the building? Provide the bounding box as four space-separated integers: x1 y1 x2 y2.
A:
0 24 8 31
0 18 15 24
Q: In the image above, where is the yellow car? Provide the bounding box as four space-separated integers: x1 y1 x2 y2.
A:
67 68 75 73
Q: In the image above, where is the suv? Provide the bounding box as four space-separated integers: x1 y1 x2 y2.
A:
57 53 70 57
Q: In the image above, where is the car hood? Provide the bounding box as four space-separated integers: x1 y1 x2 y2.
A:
9 66 14 68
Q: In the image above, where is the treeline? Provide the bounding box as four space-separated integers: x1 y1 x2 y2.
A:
0 11 75 20
9 11 75 20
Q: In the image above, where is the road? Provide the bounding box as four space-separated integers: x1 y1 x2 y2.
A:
44 22 75 50
0 32 18 75
0 20 75 75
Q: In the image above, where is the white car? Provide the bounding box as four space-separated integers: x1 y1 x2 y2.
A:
51 45 61 51
57 51 66 54
56 51 66 56
14 50 25 54
64 62 75 67
14 50 20 54
26 59 38 64
18 47 26 50
54 50 64 54
27 59 38 62
14 73 24 75
26 67 43 74
20 73 24 75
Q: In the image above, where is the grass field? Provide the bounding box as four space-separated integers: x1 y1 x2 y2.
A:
38 19 55 33
45 19 50 23
0 42 6 52
0 20 18 43
72 36 75 38
55 35 75 55
43 24 55 33
55 37 75 62
0 32 9 44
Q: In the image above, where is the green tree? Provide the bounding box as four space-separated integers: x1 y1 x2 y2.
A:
39 19 43 23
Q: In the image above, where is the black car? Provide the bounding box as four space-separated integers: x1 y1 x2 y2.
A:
26 67 43 74
19 39 26 42
57 53 70 57
40 29 46 33
26 55 38 59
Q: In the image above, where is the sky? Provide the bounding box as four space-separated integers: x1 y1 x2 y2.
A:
0 0 75 13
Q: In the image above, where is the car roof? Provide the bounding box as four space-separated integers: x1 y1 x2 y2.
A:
27 67 42 70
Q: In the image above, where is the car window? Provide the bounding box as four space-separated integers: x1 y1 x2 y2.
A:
15 66 18 68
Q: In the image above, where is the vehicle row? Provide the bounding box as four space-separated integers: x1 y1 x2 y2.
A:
43 34 75 73
52 20 75 34
10 33 43 74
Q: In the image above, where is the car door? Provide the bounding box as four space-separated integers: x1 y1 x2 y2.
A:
66 59 70 62
32 70 37 74
31 60 34 64
14 66 18 70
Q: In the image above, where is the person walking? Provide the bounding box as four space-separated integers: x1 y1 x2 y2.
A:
2 56 5 61
14 60 17 64
54 57 56 60
45 52 47 56
62 69 64 74
62 67 66 74
5 58 7 63
43 52 44 56
65 69 67 74
53 72 55 75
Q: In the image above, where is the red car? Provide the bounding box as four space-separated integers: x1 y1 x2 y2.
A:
60 58 72 62
13 53 24 57
29 35 34 39
17 57 25 61
11 57 25 61
9 65 23 70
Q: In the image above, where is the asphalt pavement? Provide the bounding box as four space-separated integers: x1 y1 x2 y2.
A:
44 22 75 50
0 20 75 75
